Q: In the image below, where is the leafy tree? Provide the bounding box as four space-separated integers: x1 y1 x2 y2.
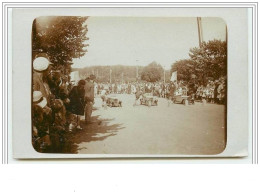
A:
141 61 163 82
171 39 227 85
171 59 195 82
189 39 227 84
32 16 89 70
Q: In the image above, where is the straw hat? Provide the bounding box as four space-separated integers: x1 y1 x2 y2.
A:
33 91 47 108
33 57 51 72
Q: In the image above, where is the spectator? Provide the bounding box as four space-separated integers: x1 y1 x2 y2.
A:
85 75 95 124
68 79 86 130
33 56 52 105
32 91 52 152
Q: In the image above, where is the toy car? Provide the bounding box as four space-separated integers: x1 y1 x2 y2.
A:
106 96 122 107
140 93 158 106
172 90 194 105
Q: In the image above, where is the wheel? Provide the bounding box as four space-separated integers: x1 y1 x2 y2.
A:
182 99 185 104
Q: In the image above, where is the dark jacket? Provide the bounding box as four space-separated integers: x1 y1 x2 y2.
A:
68 86 85 115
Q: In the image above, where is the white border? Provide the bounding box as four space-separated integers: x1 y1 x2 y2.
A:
9 5 251 161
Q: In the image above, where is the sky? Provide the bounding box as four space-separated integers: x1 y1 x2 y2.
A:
72 17 226 70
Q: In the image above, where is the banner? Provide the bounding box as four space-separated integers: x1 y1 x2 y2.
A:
170 71 177 82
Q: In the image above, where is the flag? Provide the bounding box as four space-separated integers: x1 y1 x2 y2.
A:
170 71 177 82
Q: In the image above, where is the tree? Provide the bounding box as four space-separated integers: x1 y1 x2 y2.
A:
189 39 227 84
32 16 89 70
141 61 163 82
170 39 227 85
171 59 195 82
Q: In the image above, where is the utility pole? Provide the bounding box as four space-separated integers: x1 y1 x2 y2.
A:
197 17 203 48
226 25 228 43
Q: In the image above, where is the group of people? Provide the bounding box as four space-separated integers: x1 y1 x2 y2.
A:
94 79 226 105
195 79 226 104
32 55 226 152
32 56 95 152
95 82 172 97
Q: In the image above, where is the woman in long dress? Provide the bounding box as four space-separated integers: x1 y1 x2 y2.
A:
68 79 86 130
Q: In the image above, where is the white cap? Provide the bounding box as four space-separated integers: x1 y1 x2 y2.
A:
33 57 50 72
33 91 47 108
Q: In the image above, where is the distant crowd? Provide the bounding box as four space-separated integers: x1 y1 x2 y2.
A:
94 78 226 104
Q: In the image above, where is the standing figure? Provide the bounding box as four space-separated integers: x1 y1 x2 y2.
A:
134 88 143 106
68 79 86 130
85 75 95 124
101 89 108 109
168 81 177 106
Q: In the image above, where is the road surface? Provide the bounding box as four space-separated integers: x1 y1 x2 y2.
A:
63 94 226 155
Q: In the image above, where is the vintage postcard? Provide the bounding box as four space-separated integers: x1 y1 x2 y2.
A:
12 7 248 158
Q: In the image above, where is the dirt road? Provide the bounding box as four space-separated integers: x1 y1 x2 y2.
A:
64 94 226 155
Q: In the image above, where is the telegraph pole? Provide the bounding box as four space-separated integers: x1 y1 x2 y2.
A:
197 17 203 47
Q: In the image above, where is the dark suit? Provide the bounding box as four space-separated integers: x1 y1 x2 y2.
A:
84 80 94 122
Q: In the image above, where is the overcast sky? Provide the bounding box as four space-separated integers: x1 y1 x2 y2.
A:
72 17 226 70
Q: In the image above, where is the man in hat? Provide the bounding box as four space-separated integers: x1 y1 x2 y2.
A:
32 91 52 151
33 56 52 105
84 74 95 124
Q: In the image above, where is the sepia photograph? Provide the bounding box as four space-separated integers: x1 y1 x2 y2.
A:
31 16 227 155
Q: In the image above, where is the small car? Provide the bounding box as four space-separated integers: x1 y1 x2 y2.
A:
172 90 194 105
140 93 158 106
106 96 122 107
173 95 189 105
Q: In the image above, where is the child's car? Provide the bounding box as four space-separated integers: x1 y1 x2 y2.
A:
106 96 122 107
173 90 194 105
140 93 158 106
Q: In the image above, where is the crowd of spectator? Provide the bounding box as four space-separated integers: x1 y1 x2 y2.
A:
32 56 95 153
31 55 226 153
94 78 226 104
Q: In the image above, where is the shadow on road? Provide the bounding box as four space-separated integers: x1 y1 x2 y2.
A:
61 115 125 153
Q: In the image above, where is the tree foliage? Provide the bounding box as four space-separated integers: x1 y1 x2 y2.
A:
141 61 163 82
75 64 170 83
171 39 227 85
171 59 195 82
32 16 89 68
